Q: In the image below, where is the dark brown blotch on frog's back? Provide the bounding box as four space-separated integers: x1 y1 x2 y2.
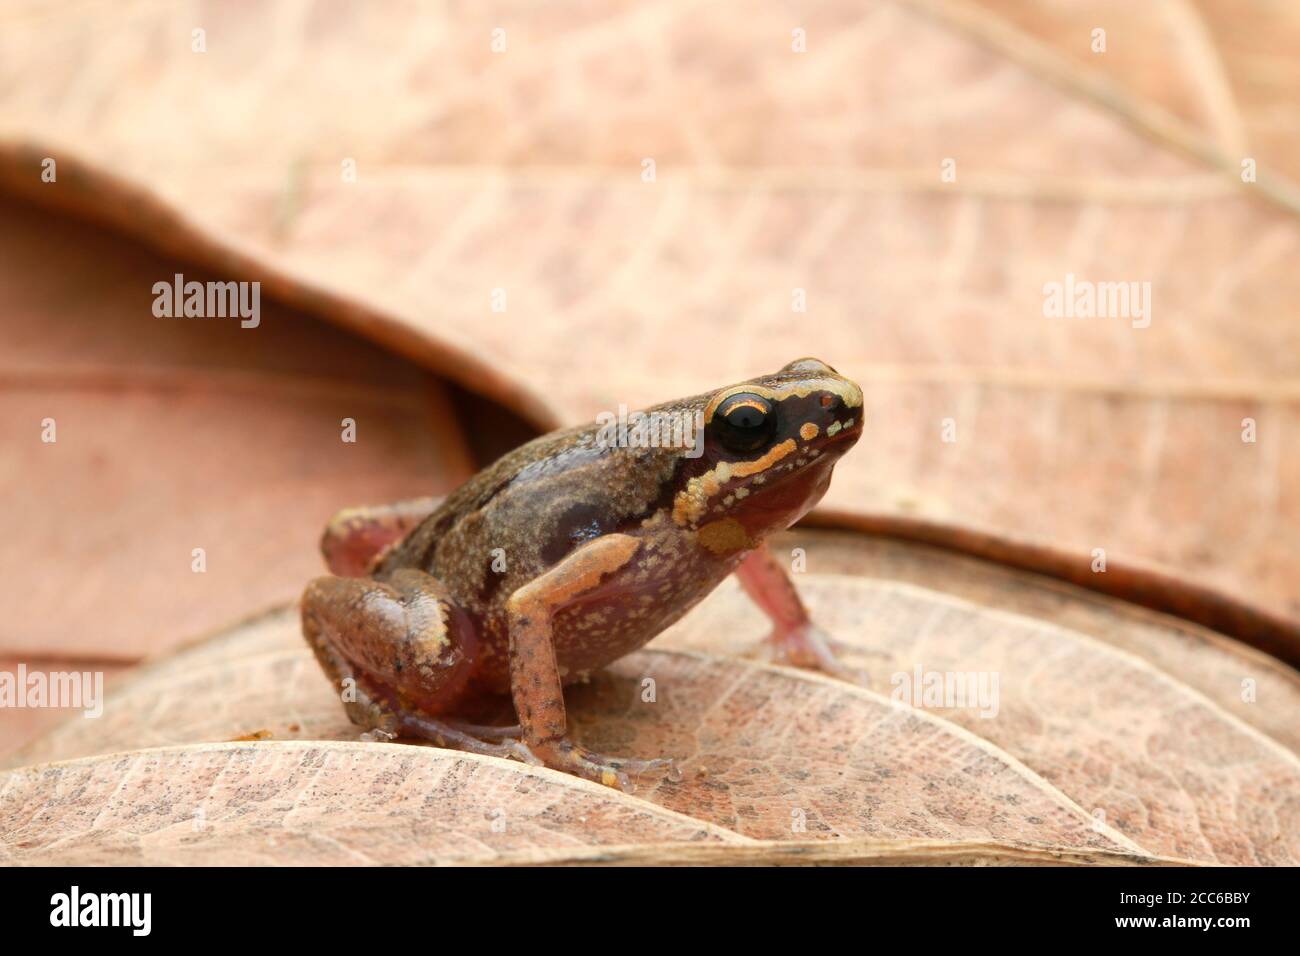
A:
540 500 616 566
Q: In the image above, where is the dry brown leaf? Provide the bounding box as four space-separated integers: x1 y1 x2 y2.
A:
964 0 1300 196
6 605 1161 862
2 740 1183 867
0 741 744 866
1 0 1297 642
782 530 1300 754
654 533 1300 865
0 658 129 763
660 579 1300 865
0 192 499 662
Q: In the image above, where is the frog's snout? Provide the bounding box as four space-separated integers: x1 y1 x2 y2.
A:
813 384 864 450
842 377 864 411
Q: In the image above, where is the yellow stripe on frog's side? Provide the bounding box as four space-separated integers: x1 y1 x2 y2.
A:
672 438 797 527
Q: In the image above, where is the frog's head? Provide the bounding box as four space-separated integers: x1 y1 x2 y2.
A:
670 358 863 547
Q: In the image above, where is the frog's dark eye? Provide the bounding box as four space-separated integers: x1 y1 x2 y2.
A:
713 393 776 453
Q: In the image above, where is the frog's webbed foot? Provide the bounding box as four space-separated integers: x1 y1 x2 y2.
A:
767 622 871 687
735 543 871 687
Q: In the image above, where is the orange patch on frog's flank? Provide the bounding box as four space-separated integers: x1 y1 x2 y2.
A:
799 422 819 441
697 518 753 555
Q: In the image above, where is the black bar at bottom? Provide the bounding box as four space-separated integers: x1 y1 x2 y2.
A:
0 864 1287 941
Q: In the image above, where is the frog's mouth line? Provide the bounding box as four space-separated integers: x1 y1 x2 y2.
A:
723 426 858 499
742 418 861 478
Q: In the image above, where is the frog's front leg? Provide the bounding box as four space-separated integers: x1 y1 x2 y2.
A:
506 533 674 791
301 568 535 763
735 543 867 684
319 496 441 577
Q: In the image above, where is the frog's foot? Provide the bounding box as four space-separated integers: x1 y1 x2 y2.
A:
396 714 540 765
526 738 677 793
768 622 871 687
399 717 671 789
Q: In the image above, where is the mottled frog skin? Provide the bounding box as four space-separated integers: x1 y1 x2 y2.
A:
302 358 863 789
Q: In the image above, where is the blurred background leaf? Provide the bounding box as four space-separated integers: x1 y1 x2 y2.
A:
2 0 1296 645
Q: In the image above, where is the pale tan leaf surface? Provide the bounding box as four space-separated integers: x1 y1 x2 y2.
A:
0 741 743 866
571 652 1139 850
658 577 1300 865
1 0 1297 634
776 529 1300 754
966 0 1300 194
5 608 1143 858
0 659 128 763
5 610 355 766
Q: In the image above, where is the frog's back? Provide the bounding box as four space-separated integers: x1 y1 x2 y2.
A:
379 420 688 619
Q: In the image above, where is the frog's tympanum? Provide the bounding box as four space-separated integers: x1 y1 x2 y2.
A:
302 358 864 789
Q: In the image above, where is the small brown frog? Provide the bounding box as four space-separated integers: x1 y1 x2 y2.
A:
302 358 863 789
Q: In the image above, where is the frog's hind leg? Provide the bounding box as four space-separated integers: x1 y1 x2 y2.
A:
302 568 531 761
319 496 441 577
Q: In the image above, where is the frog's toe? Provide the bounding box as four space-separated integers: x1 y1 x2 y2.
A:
527 739 677 792
397 714 542 765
